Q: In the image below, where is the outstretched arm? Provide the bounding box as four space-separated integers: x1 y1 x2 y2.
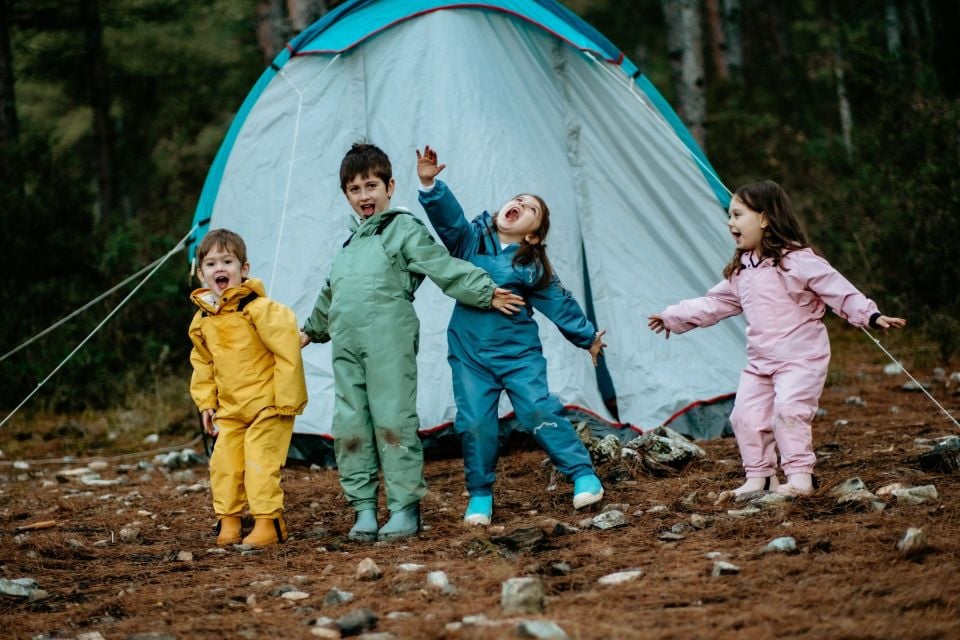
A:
528 275 597 350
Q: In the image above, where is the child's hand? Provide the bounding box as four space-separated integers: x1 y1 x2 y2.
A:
647 314 670 339
588 329 607 367
201 408 217 435
876 315 907 330
416 145 446 187
299 330 311 349
491 287 525 315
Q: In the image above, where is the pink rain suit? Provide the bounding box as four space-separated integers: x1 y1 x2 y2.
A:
660 248 879 477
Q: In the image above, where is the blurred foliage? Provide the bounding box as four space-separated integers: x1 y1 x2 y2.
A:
1 0 958 417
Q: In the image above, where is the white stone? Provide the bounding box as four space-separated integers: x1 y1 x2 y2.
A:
280 590 310 600
501 577 544 614
597 569 643 586
142 433 160 444
356 557 382 581
876 482 908 496
761 537 797 554
896 527 928 556
891 485 938 505
397 563 424 572
711 561 740 576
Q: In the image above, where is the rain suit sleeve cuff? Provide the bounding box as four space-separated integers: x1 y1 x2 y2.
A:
868 312 882 329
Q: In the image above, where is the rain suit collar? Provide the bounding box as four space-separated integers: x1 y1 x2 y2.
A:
191 277 266 315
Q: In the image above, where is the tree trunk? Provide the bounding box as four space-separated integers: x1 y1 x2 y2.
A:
0 0 18 148
885 0 902 55
722 0 742 78
767 0 792 60
286 0 326 33
704 0 728 81
829 1 854 159
256 0 288 63
80 0 114 230
661 0 707 148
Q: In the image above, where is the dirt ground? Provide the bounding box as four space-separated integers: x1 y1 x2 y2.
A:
2 328 960 640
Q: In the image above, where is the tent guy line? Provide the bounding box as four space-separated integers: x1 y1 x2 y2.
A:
860 327 960 429
0 255 167 364
0 225 199 431
0 434 204 467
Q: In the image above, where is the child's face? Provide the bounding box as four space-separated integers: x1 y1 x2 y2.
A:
343 173 395 219
727 195 767 252
197 246 249 296
495 194 543 244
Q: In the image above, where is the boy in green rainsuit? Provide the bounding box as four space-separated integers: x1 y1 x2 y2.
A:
301 143 524 542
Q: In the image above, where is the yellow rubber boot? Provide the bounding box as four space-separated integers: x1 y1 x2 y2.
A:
242 515 288 547
215 515 243 546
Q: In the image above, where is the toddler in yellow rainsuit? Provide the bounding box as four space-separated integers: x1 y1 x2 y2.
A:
188 229 307 547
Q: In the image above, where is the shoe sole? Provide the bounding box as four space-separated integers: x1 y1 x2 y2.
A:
377 531 420 541
464 514 491 526
573 488 604 509
348 531 378 543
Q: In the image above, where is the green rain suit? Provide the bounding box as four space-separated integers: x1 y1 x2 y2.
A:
302 208 498 512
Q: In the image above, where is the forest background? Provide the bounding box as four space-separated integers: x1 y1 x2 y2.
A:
0 0 957 431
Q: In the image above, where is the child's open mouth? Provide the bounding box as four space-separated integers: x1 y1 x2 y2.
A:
505 207 520 221
215 276 229 287
361 204 375 215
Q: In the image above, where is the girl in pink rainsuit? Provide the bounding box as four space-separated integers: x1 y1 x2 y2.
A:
648 181 905 498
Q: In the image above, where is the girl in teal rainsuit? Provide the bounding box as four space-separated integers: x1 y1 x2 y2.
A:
416 145 607 526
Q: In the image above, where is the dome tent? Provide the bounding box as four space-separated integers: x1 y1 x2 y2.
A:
189 0 746 461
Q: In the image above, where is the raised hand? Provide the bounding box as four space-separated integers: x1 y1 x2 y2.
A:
491 287 525 315
647 314 670 339
416 145 446 186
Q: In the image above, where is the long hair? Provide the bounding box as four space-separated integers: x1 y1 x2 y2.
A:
722 180 810 279
501 193 554 290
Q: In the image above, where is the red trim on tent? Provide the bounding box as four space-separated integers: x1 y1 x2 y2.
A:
662 393 736 426
291 4 622 65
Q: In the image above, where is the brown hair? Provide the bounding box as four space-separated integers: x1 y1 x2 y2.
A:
502 193 554 290
196 228 248 265
339 142 392 191
722 180 809 279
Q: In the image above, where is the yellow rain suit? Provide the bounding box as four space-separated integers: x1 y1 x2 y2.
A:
188 277 307 519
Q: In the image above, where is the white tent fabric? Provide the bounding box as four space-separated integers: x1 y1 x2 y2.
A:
202 7 746 439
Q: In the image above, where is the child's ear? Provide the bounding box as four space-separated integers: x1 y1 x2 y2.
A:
241 262 251 279
386 177 395 198
195 268 206 286
524 233 541 246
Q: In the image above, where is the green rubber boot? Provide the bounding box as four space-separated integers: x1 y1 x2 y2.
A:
347 509 379 542
377 503 421 541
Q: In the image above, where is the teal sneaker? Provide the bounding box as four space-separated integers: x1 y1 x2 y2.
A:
573 474 604 509
347 509 379 542
377 503 421 541
464 495 493 526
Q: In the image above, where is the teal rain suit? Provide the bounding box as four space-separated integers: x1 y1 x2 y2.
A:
419 181 598 498
303 208 498 512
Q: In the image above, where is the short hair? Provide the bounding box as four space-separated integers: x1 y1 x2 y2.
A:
339 142 392 191
196 228 248 265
